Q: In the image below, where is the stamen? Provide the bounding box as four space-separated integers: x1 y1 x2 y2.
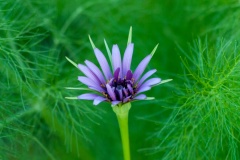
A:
103 71 138 103
133 84 138 89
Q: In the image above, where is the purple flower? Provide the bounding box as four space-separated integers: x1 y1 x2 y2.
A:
66 27 171 106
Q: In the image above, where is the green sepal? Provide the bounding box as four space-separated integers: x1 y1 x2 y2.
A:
65 97 78 99
112 103 131 117
66 56 78 68
65 87 92 91
104 38 113 70
127 26 132 44
152 79 173 88
88 35 96 49
151 44 159 56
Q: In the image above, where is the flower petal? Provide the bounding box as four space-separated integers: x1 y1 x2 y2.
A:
136 86 151 94
106 84 116 101
122 43 134 76
123 96 131 103
137 69 157 87
78 93 99 100
126 70 133 80
140 78 161 88
133 94 147 100
114 67 120 80
78 64 100 85
85 60 106 85
127 84 133 94
93 96 107 105
111 101 121 106
78 76 104 92
112 45 122 77
133 55 152 81
88 86 105 93
116 89 123 101
94 48 112 80
123 88 128 97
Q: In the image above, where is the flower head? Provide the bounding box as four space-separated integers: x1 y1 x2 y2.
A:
66 27 171 106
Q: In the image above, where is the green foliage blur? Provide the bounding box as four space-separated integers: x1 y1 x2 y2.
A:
1 0 240 159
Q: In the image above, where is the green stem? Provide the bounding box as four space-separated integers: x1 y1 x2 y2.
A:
113 103 131 160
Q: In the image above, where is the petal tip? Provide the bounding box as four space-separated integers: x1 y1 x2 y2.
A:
151 44 159 56
127 26 133 44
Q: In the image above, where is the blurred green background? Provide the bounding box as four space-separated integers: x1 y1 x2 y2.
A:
1 0 240 159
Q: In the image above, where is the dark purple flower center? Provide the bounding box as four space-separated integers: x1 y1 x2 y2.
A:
103 68 137 103
116 84 123 90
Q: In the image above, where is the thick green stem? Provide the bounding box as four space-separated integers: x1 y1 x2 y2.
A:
113 103 131 160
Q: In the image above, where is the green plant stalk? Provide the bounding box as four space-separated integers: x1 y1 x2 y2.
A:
113 103 131 160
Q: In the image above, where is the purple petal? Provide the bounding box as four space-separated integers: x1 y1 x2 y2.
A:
78 76 95 86
114 67 120 80
133 94 147 100
78 93 99 100
137 69 157 87
88 86 105 93
94 48 112 80
108 78 114 86
127 84 133 94
85 60 106 85
123 96 131 103
126 70 133 80
117 89 123 101
106 84 116 101
78 64 100 85
123 88 128 97
93 96 107 105
140 78 161 88
112 45 122 77
78 76 104 92
122 43 134 76
133 55 152 81
136 86 151 94
111 101 121 106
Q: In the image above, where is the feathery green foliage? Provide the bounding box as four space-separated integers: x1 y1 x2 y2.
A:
1 0 240 160
152 38 240 160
